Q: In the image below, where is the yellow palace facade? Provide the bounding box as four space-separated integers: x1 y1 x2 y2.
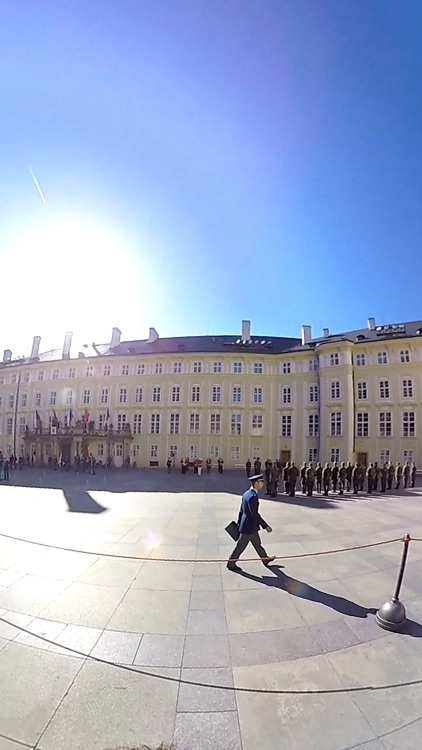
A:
0 318 421 468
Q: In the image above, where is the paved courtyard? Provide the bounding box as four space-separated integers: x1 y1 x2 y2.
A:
0 467 422 750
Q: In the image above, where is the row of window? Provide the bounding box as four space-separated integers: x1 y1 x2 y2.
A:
355 350 411 366
0 348 417 387
0 384 268 410
6 409 416 439
0 359 281 384
3 376 418 412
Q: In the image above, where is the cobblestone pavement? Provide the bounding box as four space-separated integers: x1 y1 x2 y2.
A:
0 467 422 750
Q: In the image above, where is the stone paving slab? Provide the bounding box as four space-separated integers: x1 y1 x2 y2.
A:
0 470 422 749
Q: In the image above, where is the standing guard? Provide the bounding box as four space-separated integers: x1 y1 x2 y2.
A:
315 462 323 493
322 463 332 496
331 462 339 493
395 462 402 490
306 463 315 496
352 463 360 494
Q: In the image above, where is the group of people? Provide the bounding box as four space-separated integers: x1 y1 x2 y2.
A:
178 457 225 474
245 457 417 498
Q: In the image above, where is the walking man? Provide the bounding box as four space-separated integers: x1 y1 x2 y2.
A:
227 474 275 571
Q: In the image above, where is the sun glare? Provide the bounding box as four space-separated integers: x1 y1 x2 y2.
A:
3 219 148 350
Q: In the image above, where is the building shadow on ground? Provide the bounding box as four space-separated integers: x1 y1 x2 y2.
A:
63 487 107 514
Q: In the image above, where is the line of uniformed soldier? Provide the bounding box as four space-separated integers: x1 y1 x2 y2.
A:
246 459 418 498
279 460 417 497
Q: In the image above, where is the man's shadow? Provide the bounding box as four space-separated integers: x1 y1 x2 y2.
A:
63 487 107 514
240 565 376 618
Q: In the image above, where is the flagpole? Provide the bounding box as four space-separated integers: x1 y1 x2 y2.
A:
13 371 21 458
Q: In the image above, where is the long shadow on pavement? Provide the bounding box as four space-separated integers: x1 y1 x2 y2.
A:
239 564 376 618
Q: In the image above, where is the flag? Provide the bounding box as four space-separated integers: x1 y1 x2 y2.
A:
104 408 110 430
82 409 90 425
67 407 73 426
52 410 58 426
32 411 37 430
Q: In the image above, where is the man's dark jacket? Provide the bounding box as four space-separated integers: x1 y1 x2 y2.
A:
237 488 268 535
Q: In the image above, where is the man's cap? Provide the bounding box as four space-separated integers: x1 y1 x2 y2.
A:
249 473 264 483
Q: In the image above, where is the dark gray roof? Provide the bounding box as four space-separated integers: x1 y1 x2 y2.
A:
105 334 302 357
285 319 422 353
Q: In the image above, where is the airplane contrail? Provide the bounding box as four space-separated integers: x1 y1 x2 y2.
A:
29 165 47 204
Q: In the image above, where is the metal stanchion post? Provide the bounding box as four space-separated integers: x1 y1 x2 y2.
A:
376 533 411 631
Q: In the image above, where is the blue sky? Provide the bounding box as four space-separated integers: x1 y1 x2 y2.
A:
1 0 421 356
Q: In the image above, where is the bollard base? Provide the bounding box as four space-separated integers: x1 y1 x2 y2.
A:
376 598 407 632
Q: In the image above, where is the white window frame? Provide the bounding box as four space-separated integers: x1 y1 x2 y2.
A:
150 413 160 434
252 414 263 430
254 362 263 374
356 412 369 437
357 381 367 400
282 362 291 374
230 413 242 436
282 386 292 404
308 414 319 437
253 386 263 404
402 379 413 398
281 414 292 437
133 414 142 434
403 411 415 438
356 353 366 367
380 449 390 464
230 446 240 461
100 387 109 405
119 387 127 404
309 384 318 403
135 387 143 404
330 412 342 437
232 386 242 403
169 413 180 435
377 351 388 365
211 385 221 403
379 412 392 437
173 362 182 374
189 413 200 435
330 380 341 399
308 448 318 463
330 353 340 366
400 350 411 363
213 361 222 373
233 362 243 374
171 385 181 403
330 447 340 464
379 379 390 399
210 413 221 434
191 386 201 403
152 386 161 403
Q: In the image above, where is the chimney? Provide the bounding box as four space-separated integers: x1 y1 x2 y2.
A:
368 317 376 331
30 336 41 359
241 320 251 342
148 327 159 343
78 351 85 358
323 328 330 339
62 331 73 360
3 349 12 362
110 327 121 348
301 325 312 345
